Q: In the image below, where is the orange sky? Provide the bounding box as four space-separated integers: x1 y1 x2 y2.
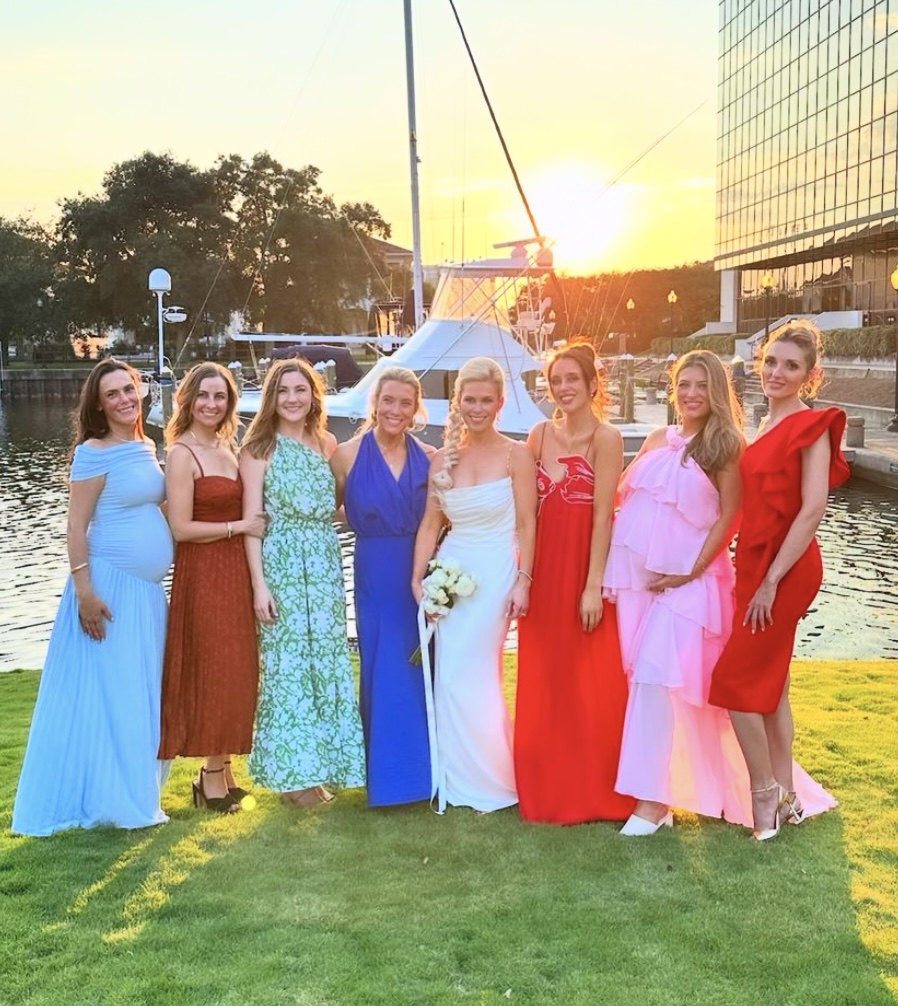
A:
2 0 717 275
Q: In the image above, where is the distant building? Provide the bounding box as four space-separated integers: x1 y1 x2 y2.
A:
715 0 898 333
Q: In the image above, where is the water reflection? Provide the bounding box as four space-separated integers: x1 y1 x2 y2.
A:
1 397 896 672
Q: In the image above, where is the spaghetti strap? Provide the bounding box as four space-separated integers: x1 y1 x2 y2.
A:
537 422 548 463
170 441 205 477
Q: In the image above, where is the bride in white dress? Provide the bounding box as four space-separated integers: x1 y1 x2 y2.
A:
413 358 537 813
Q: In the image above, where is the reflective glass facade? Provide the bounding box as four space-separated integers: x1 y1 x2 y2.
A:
716 0 898 325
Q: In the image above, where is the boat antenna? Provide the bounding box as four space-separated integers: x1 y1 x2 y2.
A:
446 0 544 247
403 0 426 330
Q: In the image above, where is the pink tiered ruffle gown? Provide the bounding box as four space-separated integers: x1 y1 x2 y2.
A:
603 427 835 826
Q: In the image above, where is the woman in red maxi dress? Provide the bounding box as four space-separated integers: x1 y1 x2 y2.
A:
710 322 849 840
159 364 266 812
515 342 635 824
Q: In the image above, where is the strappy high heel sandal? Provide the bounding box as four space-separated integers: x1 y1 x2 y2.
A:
750 781 783 842
781 790 805 825
193 767 240 814
223 759 250 802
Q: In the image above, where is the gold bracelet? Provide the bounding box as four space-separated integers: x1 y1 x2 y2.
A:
517 569 533 582
70 561 89 574
227 522 233 539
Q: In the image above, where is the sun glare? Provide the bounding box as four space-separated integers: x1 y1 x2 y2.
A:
527 164 631 275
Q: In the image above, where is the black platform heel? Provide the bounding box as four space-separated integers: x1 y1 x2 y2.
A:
223 759 249 802
193 767 240 814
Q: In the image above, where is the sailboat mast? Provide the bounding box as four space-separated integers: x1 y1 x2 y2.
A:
403 0 425 330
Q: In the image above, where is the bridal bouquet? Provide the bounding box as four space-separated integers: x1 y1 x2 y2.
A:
410 557 478 664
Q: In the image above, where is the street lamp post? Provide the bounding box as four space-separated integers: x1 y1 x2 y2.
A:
887 264 898 433
148 268 187 429
667 289 678 357
621 298 636 423
666 352 678 426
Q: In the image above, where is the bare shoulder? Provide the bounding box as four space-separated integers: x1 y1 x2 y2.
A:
321 431 339 460
331 436 362 468
410 434 437 456
165 441 198 473
593 422 623 448
429 446 447 470
642 426 669 451
509 439 536 469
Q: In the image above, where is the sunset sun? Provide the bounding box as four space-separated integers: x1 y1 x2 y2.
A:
527 163 631 275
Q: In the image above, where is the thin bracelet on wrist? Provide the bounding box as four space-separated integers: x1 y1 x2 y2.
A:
517 569 533 583
227 522 233 539
70 561 89 574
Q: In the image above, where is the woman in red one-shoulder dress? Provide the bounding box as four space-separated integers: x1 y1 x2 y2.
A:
515 342 635 824
710 321 849 840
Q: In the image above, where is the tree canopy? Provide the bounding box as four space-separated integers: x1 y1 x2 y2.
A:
0 151 393 365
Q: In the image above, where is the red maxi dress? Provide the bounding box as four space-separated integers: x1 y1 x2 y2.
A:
515 452 636 824
710 408 849 714
159 447 259 759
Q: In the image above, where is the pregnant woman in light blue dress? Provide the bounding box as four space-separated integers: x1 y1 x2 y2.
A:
332 367 433 807
412 358 537 813
13 360 173 836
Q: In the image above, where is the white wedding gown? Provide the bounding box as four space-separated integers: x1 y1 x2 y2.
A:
433 477 518 812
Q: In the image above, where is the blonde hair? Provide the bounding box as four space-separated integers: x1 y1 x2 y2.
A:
670 350 744 474
242 358 327 460
358 365 426 435
165 362 240 448
546 340 609 421
432 357 505 490
759 320 825 399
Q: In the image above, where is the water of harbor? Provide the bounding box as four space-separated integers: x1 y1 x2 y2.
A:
1 397 897 673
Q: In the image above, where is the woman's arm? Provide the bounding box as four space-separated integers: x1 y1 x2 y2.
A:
166 446 266 543
508 442 538 620
648 457 742 592
580 426 623 631
330 439 361 511
239 450 277 624
67 475 112 641
411 452 448 605
744 433 831 632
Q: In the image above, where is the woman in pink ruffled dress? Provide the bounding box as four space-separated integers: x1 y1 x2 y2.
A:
603 350 835 835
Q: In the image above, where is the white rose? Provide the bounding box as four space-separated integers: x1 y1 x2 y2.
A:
426 568 448 589
454 574 476 598
440 558 461 576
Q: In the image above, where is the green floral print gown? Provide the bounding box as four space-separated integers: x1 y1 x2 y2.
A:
249 435 365 792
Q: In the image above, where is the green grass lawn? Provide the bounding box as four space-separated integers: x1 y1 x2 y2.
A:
0 660 896 1006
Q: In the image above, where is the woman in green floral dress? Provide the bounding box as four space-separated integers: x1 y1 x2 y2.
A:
240 359 365 806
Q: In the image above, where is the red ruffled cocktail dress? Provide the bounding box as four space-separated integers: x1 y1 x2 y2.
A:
709 407 849 715
515 452 635 824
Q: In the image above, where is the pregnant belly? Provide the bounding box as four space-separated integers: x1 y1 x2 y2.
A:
89 507 174 583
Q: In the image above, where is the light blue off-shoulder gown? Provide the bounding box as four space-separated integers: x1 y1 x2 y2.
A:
12 441 173 836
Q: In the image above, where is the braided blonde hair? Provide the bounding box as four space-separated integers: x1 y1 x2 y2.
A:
431 357 505 490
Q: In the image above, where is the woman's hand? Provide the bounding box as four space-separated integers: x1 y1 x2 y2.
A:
648 573 693 592
241 512 268 539
253 583 278 625
579 586 604 632
508 580 530 620
744 578 777 633
78 591 113 641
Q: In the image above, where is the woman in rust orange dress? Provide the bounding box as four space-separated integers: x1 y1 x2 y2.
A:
515 342 635 824
159 363 267 813
710 322 848 840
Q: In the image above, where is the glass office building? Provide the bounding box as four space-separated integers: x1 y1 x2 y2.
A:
716 0 898 328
